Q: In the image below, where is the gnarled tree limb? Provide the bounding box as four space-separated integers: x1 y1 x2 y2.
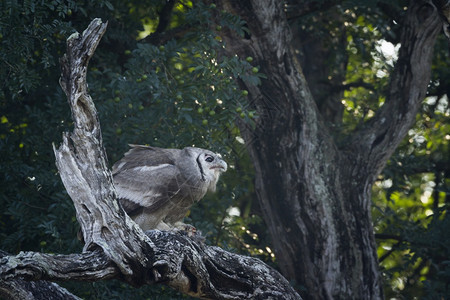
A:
0 18 301 300
0 232 300 299
0 250 82 300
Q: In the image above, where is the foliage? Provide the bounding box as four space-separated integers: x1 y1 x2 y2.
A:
373 88 449 298
0 0 448 299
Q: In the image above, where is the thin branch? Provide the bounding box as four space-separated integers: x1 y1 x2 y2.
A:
154 0 177 35
145 0 178 44
378 245 399 263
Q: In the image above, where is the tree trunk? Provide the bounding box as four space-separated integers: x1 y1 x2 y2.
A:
217 0 442 299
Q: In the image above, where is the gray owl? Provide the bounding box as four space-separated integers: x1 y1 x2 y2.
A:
112 144 227 231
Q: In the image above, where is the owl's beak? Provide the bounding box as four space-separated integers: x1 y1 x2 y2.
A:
211 159 227 172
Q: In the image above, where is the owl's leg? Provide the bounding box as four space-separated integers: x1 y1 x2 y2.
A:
154 220 195 233
155 221 172 231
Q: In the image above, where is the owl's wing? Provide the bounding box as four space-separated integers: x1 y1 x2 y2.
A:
112 145 183 216
112 145 178 174
114 163 182 216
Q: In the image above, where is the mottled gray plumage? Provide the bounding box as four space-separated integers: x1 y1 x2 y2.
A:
112 144 227 231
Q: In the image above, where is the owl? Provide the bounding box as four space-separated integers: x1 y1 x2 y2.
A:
112 145 227 232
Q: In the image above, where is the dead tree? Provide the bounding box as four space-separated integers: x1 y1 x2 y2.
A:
0 19 301 300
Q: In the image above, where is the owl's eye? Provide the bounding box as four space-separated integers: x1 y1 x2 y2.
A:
205 155 214 163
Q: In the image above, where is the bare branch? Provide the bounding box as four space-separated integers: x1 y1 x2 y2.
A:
0 250 117 282
1 232 301 299
0 251 82 300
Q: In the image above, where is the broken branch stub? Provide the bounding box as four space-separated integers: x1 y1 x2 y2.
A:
54 18 154 282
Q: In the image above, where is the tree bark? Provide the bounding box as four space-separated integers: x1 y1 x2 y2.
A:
0 250 81 300
0 279 81 300
0 232 300 299
217 0 442 299
0 18 300 300
288 2 348 126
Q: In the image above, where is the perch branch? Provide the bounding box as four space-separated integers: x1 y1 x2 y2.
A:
1 232 301 299
0 251 82 300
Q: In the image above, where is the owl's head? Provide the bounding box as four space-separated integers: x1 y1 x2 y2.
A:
185 147 227 192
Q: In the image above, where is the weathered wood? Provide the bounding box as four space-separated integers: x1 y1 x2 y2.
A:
0 231 300 299
54 18 154 284
0 18 301 299
0 280 81 300
144 231 301 299
0 250 117 282
0 251 82 300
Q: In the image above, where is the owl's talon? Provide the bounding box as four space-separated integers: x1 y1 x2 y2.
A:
173 222 199 236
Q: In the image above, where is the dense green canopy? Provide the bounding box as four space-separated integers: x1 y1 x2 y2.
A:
0 0 448 298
